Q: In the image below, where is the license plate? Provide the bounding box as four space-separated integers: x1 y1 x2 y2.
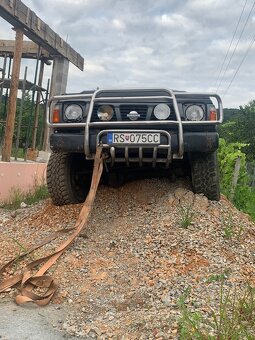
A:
107 132 160 145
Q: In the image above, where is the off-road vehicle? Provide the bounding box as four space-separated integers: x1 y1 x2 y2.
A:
46 89 223 205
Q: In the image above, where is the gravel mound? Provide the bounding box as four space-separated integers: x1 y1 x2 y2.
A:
0 178 254 339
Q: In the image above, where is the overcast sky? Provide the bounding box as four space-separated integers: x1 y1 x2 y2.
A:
1 0 255 108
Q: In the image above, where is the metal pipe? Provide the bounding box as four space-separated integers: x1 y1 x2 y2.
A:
0 54 7 109
40 77 50 150
24 46 41 160
31 59 44 149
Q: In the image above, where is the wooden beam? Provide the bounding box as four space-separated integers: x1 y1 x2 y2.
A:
1 29 23 162
0 0 84 71
0 40 51 59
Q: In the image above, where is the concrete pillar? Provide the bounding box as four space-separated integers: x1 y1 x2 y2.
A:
50 57 69 96
43 57 69 151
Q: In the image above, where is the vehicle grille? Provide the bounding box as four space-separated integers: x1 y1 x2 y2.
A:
120 105 148 121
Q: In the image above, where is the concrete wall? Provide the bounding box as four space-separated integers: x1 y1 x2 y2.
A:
0 161 47 203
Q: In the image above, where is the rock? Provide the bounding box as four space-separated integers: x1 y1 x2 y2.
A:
167 194 175 206
88 327 101 337
161 294 172 306
180 190 194 206
109 240 117 248
20 202 27 208
87 329 98 339
174 187 187 200
10 211 17 218
193 194 209 212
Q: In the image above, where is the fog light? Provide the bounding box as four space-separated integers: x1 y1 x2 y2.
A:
64 104 83 121
185 105 204 121
97 105 114 121
154 104 170 120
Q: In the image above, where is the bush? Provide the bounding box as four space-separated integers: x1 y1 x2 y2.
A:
218 138 255 221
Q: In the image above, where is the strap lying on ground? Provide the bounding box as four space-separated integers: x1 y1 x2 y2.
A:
0 147 103 306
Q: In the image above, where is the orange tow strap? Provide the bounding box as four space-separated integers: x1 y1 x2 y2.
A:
0 147 103 305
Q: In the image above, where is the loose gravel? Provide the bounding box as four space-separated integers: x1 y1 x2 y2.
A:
0 178 254 339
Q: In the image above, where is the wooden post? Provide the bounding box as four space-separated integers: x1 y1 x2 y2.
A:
1 28 23 162
229 156 241 200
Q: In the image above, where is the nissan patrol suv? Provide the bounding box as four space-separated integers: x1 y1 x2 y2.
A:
46 89 223 205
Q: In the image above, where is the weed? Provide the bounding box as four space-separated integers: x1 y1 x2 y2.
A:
3 184 48 210
178 283 255 339
11 237 34 271
221 214 234 239
206 269 230 283
179 205 195 229
221 213 245 240
25 184 48 205
178 287 207 339
11 147 25 159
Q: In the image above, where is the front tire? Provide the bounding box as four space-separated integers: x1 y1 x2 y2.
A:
47 152 93 206
190 151 220 201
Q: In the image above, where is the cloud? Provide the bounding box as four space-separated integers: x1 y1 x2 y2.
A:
155 13 198 31
112 19 126 30
0 0 255 107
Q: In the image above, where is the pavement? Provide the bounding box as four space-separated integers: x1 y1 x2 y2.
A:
0 299 72 340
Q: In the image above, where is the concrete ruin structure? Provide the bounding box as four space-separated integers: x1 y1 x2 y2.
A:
0 0 84 161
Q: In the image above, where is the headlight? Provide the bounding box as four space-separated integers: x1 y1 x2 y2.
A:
64 104 83 121
154 104 170 120
185 105 204 121
97 105 114 121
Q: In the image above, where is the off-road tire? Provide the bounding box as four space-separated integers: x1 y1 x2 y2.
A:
190 151 220 201
47 152 93 206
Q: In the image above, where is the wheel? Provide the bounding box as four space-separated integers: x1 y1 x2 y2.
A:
47 152 93 206
190 151 220 201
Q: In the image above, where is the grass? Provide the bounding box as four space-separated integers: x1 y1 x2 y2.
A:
206 269 231 283
231 186 255 222
222 215 235 239
179 205 195 228
221 213 242 240
221 213 244 241
11 147 25 159
178 283 255 339
11 237 35 271
2 184 48 210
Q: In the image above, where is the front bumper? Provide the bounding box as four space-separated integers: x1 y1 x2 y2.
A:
50 131 219 154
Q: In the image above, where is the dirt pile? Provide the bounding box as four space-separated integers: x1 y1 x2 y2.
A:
0 178 254 339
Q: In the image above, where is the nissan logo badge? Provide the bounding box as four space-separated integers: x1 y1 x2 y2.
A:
127 111 140 120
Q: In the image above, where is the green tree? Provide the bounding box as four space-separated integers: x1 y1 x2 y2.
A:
219 100 255 161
